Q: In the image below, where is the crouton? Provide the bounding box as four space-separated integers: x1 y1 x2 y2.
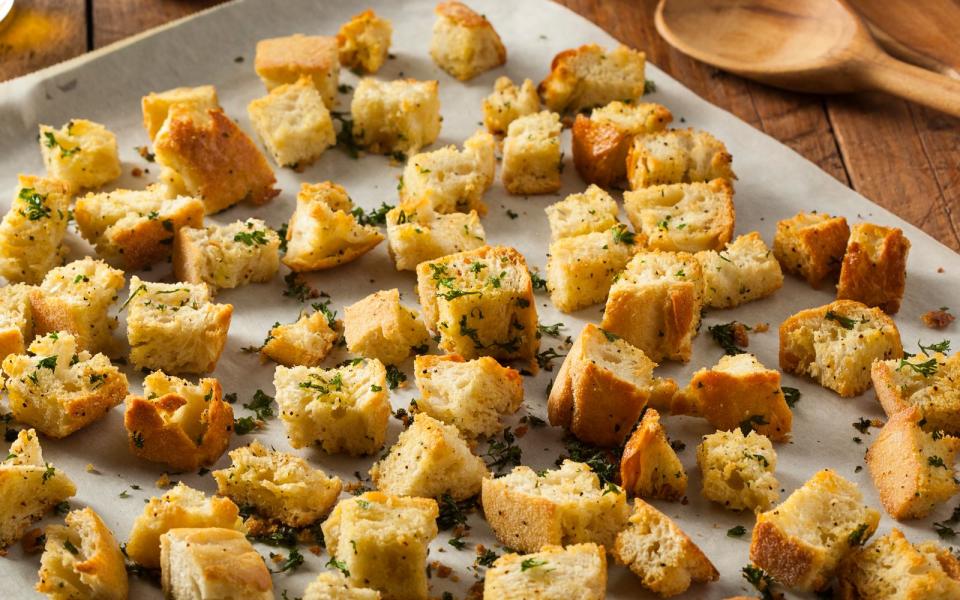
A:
260 309 340 367
626 129 735 190
0 175 71 284
38 120 121 191
695 232 783 309
546 224 639 313
385 203 486 271
337 9 392 74
247 76 336 169
160 528 272 600
620 409 687 501
483 543 606 600
697 429 779 512
305 571 381 600
344 288 430 365
773 211 850 288
351 78 441 155
36 508 127 600
501 110 562 195
837 222 910 314
482 77 540 135
254 34 340 107
872 351 960 435
173 219 280 291
399 129 495 215
539 44 646 114
142 85 220 140
0 283 33 362
624 179 735 252
545 185 620 241
430 1 506 81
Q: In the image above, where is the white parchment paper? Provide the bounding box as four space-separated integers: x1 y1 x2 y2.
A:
0 0 958 598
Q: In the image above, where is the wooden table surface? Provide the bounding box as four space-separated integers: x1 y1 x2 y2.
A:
2 0 958 251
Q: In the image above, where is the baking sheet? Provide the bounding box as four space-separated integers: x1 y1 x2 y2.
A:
0 0 958 598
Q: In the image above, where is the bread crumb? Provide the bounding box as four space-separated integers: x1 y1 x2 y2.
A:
155 473 172 488
922 308 955 329
20 528 44 554
85 463 99 473
753 322 770 333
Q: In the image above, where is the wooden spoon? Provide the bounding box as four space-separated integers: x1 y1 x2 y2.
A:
655 0 960 117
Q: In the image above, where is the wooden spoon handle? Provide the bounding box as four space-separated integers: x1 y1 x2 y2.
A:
860 53 960 116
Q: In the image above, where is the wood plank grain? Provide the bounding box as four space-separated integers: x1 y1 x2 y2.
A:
0 0 87 82
92 0 226 48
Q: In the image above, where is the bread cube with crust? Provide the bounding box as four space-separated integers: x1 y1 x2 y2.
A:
549 323 677 447
260 309 340 367
695 232 784 309
29 257 125 354
399 129 495 215
282 181 384 272
0 175 71 284
482 77 540 135
749 469 880 592
322 492 438 600
154 104 279 214
0 429 76 548
305 571 381 600
37 507 128 600
545 185 619 241
351 78 441 155
779 299 902 397
3 332 127 438
75 186 205 270
413 353 523 438
430 1 506 81
866 405 960 520
601 250 703 362
254 34 340 107
572 101 673 187
160 527 272 600
337 9 392 74
773 211 850 288
274 359 390 455
872 351 960 435
501 111 562 195
670 353 793 442
142 84 220 140
481 460 630 553
697 429 779 512
38 119 121 191
385 203 486 271
620 409 687 501
213 440 342 527
837 222 910 314
0 283 33 362
483 543 607 600
624 178 735 252
546 224 639 313
627 129 736 190
248 76 336 169
416 245 539 366
344 288 429 365
614 499 719 597
539 44 646 114
173 218 280 291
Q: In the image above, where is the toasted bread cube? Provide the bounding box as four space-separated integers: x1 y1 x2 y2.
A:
545 185 620 241
549 323 677 447
75 186 205 269
484 543 606 600
837 222 910 314
386 203 486 270
620 409 687 501
0 283 33 362
547 225 639 313
275 359 390 455
502 111 562 195
344 289 430 365
371 413 487 499
399 129 495 215
173 219 280 291
254 34 340 107
29 258 125 354
671 353 793 442
413 354 523 438
837 529 960 599
2 332 127 438
351 78 441 155
37 507 128 600
482 77 540 135
601 250 703 362
124 371 233 471
750 469 879 592
305 571 381 600
872 351 960 435
416 245 539 365
38 120 120 191
572 101 673 187
0 175 71 284
430 1 506 81
282 181 384 272
125 277 233 374
337 9 392 74
248 76 336 169
125 483 243 569
261 310 339 367
160 528 272 600
697 429 779 512
0 429 76 548
322 493 438 600
695 232 783 309
779 299 902 397
773 211 850 288
614 499 719 597
142 85 220 141
627 129 735 190
154 105 278 214
481 460 629 553
213 440 342 527
866 405 960 520
539 44 646 114
624 179 735 252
